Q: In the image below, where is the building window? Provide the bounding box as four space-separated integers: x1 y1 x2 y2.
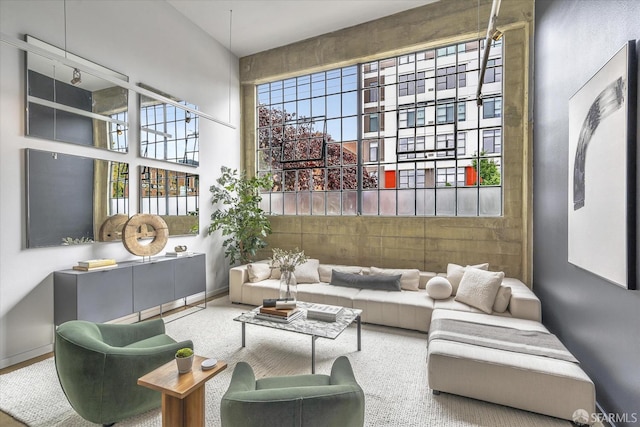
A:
484 58 502 83
483 97 502 119
257 37 503 216
483 128 502 153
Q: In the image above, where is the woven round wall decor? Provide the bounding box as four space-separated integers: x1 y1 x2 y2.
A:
122 214 169 256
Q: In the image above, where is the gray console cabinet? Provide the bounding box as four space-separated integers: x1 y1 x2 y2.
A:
54 253 206 324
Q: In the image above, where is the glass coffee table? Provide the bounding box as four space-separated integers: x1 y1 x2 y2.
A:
233 302 362 373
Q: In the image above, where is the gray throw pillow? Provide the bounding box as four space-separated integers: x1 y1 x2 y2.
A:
330 270 402 291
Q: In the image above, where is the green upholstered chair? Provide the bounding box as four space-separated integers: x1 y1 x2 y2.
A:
221 356 365 427
54 318 193 426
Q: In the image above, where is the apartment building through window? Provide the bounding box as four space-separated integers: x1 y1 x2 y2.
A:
256 38 503 216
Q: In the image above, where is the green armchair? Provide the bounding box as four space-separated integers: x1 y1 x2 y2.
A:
221 356 365 427
54 318 193 426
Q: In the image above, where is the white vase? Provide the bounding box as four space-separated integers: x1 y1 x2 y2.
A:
176 355 194 373
279 271 297 301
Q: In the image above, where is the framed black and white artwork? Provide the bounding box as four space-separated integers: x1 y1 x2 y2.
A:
568 40 637 289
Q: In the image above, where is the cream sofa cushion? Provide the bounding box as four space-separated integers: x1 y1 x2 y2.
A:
446 263 489 295
425 276 453 300
318 265 363 283
492 285 512 313
247 263 272 282
370 266 420 291
455 269 504 314
293 259 320 283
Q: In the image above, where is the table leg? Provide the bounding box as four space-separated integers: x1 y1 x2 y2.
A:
357 315 361 351
311 335 318 374
241 322 246 347
161 384 205 427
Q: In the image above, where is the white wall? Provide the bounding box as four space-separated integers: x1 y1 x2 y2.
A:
0 0 240 368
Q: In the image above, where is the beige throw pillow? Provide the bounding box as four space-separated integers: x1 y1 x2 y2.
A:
492 285 512 313
293 259 320 284
455 268 504 314
370 266 420 291
446 262 489 295
247 263 272 283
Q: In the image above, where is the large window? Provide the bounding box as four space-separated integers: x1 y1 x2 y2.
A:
257 38 503 216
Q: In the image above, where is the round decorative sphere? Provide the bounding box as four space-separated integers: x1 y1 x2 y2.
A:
426 276 453 300
122 214 169 256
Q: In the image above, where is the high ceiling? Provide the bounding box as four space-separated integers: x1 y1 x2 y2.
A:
166 0 438 58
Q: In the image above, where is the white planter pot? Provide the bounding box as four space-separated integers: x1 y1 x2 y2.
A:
175 355 194 373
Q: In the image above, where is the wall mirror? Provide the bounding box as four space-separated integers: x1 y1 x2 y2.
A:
25 35 129 152
139 166 199 236
26 149 129 248
139 84 199 166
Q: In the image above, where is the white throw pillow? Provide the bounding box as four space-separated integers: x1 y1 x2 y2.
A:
318 265 363 283
425 276 453 300
446 262 489 295
455 268 504 314
370 266 420 291
492 285 512 313
293 259 320 283
247 263 271 283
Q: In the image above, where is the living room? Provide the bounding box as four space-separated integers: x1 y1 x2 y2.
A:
0 0 638 426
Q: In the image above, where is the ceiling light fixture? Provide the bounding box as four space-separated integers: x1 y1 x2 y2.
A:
70 68 81 85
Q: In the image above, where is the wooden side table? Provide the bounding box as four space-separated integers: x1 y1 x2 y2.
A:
138 355 227 427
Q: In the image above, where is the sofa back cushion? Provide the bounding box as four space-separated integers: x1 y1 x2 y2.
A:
318 265 363 283
370 266 420 291
446 263 489 295
294 259 320 283
330 270 402 291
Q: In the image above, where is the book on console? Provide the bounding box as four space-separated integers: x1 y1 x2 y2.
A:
77 258 117 268
165 251 195 257
73 264 119 272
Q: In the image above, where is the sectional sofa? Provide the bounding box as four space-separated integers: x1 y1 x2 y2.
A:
229 259 596 425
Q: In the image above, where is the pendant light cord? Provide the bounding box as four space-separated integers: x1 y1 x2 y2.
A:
228 9 233 123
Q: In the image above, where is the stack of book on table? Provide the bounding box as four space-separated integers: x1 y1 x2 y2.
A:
255 305 302 323
72 258 117 271
306 303 344 322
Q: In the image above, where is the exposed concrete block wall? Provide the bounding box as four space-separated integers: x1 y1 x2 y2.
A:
239 0 534 283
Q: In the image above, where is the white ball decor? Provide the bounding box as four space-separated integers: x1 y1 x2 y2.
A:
426 276 453 300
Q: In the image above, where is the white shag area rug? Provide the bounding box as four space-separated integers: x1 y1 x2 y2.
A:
0 297 572 427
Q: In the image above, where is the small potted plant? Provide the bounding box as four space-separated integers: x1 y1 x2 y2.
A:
175 347 194 373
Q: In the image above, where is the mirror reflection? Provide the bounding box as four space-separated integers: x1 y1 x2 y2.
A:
139 84 199 166
139 166 199 236
26 149 129 248
25 35 129 152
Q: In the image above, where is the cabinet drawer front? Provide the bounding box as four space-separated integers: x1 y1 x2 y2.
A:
76 267 133 322
133 260 175 311
175 254 206 299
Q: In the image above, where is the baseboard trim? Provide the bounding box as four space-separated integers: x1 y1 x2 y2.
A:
0 344 53 370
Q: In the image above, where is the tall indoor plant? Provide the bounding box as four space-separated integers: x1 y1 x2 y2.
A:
207 166 273 265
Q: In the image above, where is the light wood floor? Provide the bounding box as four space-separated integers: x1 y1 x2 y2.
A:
0 293 227 426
